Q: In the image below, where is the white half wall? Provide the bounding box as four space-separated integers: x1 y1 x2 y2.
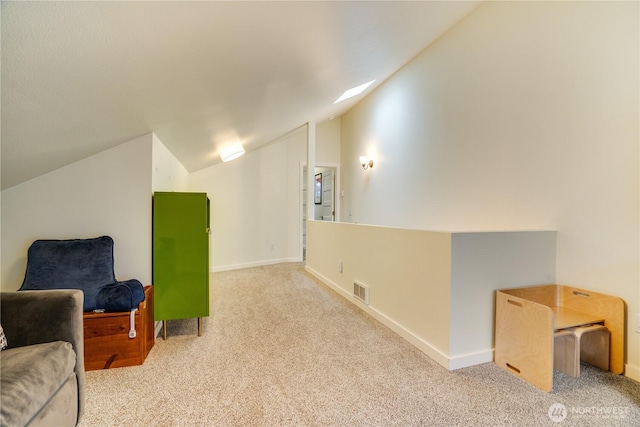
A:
1 133 153 290
305 222 557 370
338 1 639 380
305 220 453 368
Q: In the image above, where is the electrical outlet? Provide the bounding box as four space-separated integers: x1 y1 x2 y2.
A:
338 260 343 273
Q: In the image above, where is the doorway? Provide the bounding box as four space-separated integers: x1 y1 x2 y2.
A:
301 164 339 261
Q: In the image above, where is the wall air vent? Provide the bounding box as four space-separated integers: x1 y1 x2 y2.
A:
353 281 370 305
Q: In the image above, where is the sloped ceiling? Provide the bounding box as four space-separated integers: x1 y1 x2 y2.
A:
1 1 480 190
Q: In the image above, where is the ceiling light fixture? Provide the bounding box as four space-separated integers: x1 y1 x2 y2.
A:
334 80 375 104
219 143 245 162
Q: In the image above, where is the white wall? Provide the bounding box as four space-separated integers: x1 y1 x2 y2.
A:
189 141 289 270
189 119 341 271
339 1 639 379
1 133 153 290
152 133 190 192
449 231 556 367
316 118 341 164
0 116 339 287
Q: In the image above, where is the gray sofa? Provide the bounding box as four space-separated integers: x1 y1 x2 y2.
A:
0 290 85 427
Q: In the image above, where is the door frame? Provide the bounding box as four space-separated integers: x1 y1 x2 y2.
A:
299 162 340 262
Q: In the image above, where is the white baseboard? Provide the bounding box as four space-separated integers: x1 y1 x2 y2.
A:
211 258 301 273
625 363 640 383
305 265 457 371
448 349 494 370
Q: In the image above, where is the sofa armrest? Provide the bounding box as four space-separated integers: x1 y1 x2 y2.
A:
0 290 85 418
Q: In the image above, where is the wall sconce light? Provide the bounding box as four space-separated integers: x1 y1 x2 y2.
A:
359 156 374 170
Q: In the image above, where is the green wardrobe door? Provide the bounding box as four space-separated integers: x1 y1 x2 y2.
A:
153 192 209 321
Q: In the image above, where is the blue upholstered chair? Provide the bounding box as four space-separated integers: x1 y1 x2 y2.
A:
19 236 144 312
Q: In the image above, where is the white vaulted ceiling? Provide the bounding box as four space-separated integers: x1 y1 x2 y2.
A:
1 1 480 190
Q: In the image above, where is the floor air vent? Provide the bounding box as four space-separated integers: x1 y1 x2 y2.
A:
353 281 370 305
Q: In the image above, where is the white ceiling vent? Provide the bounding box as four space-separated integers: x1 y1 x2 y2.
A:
353 281 370 305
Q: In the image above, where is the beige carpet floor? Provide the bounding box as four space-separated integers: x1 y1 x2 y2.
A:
79 263 640 426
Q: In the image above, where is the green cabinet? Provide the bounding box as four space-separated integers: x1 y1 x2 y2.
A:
153 192 210 337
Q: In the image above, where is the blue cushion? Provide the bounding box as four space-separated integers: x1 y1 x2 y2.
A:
95 279 145 312
19 236 144 311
